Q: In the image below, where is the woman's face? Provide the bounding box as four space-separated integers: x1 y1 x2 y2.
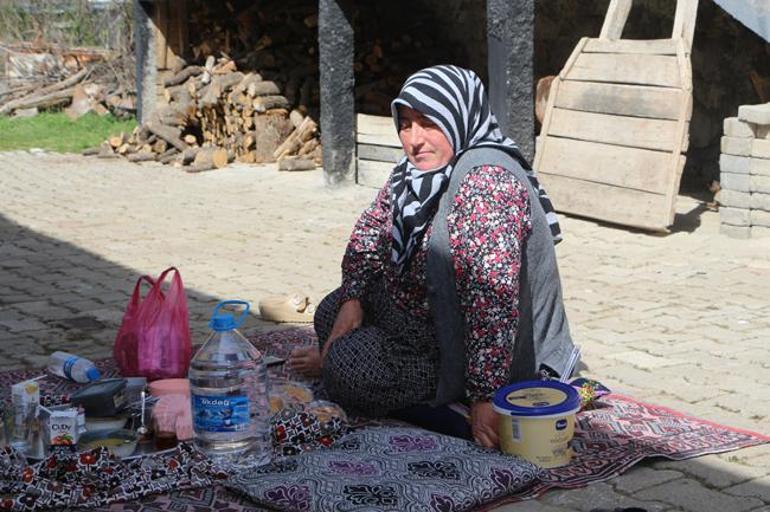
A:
397 106 454 171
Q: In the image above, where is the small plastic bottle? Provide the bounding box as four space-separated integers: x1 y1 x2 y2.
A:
47 352 101 383
189 300 270 467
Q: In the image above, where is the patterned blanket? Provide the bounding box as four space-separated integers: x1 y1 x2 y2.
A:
0 327 766 511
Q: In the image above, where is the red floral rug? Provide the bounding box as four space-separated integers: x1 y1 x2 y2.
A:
0 327 766 512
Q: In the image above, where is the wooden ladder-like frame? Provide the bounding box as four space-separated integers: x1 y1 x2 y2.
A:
534 0 699 231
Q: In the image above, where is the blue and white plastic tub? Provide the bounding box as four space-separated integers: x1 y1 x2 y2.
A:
493 380 581 468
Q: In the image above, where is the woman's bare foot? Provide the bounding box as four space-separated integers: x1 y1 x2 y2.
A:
288 346 322 378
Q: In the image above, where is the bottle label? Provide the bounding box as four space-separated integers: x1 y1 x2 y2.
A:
192 394 250 433
63 356 78 380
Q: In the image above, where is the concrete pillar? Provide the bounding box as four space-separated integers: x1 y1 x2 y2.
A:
134 0 156 125
487 0 535 162
318 0 356 186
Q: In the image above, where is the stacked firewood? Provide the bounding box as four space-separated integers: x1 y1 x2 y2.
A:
94 56 321 172
188 0 320 120
0 60 136 119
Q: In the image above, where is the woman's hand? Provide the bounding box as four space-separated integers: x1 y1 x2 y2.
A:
471 401 499 448
321 299 364 361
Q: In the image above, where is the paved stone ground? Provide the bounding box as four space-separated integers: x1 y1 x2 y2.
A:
0 150 768 511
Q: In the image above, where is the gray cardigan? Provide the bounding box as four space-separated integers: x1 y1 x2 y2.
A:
426 147 576 406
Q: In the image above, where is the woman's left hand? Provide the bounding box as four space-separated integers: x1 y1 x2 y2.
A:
470 401 499 448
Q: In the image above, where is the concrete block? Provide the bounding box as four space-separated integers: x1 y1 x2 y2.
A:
753 138 770 159
720 171 751 192
751 209 770 227
719 153 750 174
738 103 770 125
723 116 755 138
751 175 770 194
750 192 770 211
752 226 770 238
720 224 751 239
720 136 752 156
758 124 770 139
750 156 770 176
720 206 751 226
718 189 751 209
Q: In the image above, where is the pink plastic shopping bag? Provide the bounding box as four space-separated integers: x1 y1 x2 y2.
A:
113 267 192 381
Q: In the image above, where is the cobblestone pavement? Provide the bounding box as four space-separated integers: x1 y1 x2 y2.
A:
1 150 768 511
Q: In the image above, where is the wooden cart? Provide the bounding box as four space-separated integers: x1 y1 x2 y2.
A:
534 0 699 231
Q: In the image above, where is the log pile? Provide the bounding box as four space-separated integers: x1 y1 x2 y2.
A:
95 56 321 172
0 61 136 120
188 0 320 120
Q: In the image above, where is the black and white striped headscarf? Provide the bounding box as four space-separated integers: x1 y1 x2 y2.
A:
390 65 562 271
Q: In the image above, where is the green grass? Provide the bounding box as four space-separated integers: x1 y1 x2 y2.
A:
0 112 137 153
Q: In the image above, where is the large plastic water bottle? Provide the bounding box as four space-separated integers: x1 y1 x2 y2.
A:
47 352 101 383
188 300 270 466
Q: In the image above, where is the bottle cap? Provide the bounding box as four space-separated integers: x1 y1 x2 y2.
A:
209 313 237 331
86 367 102 382
208 300 250 331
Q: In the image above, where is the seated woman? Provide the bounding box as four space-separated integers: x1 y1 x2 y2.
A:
289 65 576 448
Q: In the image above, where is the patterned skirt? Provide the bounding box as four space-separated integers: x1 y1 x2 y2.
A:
315 283 440 417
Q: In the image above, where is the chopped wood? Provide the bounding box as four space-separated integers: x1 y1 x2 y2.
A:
278 156 316 171
213 59 237 75
146 122 188 152
0 86 76 115
253 95 289 112
103 49 321 171
272 116 317 159
64 84 92 120
32 67 91 98
157 148 180 163
254 114 293 162
127 152 157 162
232 73 263 96
153 139 169 154
186 163 216 173
109 133 127 149
247 81 280 97
289 109 305 128
193 147 230 169
298 138 319 156
154 105 189 127
218 71 246 91
236 151 256 163
164 65 203 87
92 103 110 116
0 83 37 100
0 67 90 115
535 75 556 125
181 147 201 164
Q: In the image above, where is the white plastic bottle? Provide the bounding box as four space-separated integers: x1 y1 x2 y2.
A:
47 352 101 383
189 300 270 466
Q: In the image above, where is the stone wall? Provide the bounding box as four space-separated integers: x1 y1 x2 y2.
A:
719 104 770 238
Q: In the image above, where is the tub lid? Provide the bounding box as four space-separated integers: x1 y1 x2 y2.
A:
493 380 581 417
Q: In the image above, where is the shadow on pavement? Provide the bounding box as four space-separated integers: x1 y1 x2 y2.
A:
670 202 711 234
0 213 280 370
